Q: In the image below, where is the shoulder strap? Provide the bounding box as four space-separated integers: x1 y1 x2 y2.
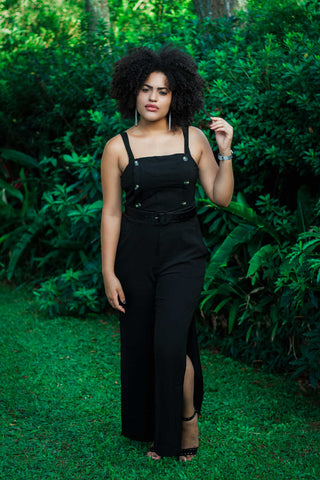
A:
182 126 191 156
120 132 134 161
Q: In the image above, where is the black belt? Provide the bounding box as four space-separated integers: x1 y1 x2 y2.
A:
125 205 197 225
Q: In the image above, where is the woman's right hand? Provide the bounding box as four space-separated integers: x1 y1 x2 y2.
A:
104 273 126 313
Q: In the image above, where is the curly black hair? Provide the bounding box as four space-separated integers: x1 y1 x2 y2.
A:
110 46 205 130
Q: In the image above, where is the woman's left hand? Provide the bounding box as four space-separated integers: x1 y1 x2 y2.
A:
209 117 233 155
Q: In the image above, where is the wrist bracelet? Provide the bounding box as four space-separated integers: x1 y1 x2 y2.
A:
218 150 233 161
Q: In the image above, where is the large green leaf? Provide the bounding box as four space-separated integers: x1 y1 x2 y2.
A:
7 215 44 280
0 178 24 201
0 149 39 169
228 300 240 334
205 223 257 280
199 199 280 243
247 244 276 277
296 185 312 233
236 191 250 207
88 199 103 211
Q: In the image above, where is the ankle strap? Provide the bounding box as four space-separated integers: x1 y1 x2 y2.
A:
182 409 197 421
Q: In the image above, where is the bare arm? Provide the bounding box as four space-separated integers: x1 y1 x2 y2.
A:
190 118 234 207
101 136 126 313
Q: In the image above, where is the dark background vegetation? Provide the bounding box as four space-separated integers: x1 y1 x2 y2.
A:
0 0 319 386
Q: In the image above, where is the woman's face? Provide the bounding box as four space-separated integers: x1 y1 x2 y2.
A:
136 71 172 123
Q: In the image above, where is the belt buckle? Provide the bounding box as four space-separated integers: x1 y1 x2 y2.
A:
154 212 169 225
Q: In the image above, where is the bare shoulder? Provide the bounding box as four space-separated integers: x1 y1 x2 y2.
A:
188 126 211 163
101 133 129 177
189 126 210 147
102 134 124 160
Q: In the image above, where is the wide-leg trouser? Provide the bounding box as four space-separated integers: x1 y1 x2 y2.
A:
114 213 208 457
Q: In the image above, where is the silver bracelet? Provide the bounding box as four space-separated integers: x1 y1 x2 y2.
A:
218 150 233 161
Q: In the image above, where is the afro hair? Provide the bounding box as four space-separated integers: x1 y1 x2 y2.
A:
110 46 205 130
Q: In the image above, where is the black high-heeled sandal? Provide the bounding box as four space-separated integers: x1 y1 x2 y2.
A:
179 409 199 459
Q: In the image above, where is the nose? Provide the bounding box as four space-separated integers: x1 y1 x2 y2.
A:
149 89 158 102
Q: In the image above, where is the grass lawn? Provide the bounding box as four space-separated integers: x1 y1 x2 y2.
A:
0 283 319 480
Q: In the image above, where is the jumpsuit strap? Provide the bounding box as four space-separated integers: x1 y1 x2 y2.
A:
120 132 135 162
182 126 192 157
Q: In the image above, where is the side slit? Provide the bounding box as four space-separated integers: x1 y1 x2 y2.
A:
186 315 204 414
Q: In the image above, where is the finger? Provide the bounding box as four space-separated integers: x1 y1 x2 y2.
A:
112 295 125 313
107 293 125 313
212 125 233 134
117 305 126 314
117 286 126 305
113 291 126 313
210 119 229 127
213 127 230 134
209 117 222 124
210 116 227 123
209 121 228 130
210 117 232 129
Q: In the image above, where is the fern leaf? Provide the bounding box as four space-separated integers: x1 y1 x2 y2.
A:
236 192 250 207
0 179 24 202
247 244 276 277
214 297 230 314
7 215 44 280
296 185 312 233
228 301 240 334
1 149 39 169
199 198 279 243
246 324 254 343
205 223 257 280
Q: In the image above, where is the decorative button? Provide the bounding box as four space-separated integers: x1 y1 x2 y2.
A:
134 160 139 166
182 156 188 162
134 184 140 190
184 180 190 185
135 203 141 208
181 201 187 205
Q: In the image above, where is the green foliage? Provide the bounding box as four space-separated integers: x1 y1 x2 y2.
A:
198 190 320 379
34 268 104 316
276 227 320 309
107 0 196 48
291 322 320 389
194 0 320 384
0 0 319 384
200 1 320 206
0 0 82 52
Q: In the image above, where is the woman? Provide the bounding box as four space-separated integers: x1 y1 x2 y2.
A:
101 46 234 461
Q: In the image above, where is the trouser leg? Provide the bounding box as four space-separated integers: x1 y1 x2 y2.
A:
115 219 159 441
119 287 155 441
153 270 205 457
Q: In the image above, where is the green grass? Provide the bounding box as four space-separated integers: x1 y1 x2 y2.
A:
0 283 319 480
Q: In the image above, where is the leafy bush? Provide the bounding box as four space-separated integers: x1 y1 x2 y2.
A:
198 2 320 206
193 0 320 385
0 0 195 309
197 190 320 378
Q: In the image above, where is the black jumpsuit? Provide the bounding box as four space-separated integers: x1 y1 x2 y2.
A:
114 126 208 458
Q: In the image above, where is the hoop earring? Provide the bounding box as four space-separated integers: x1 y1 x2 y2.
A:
135 108 138 126
168 111 171 131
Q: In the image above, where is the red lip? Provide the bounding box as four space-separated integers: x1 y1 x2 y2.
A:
145 104 159 111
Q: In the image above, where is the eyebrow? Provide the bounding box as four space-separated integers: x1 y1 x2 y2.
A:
143 83 170 91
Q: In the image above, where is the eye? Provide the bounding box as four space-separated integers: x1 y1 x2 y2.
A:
141 87 149 92
159 91 168 96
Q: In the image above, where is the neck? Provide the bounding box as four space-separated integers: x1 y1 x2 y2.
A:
137 117 169 134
